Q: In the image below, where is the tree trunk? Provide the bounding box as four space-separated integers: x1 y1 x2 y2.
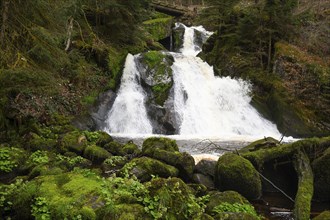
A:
267 31 272 71
65 17 74 51
293 150 314 220
1 0 10 47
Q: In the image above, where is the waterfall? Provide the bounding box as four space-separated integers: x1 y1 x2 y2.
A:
104 23 281 140
104 54 152 135
172 24 281 138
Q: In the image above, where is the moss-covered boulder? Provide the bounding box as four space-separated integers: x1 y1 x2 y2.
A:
313 211 330 220
239 137 279 153
104 141 140 156
173 23 185 51
312 147 330 201
5 172 104 219
205 191 250 214
143 16 173 42
59 130 88 154
94 131 113 147
142 137 179 153
146 177 206 219
27 132 58 151
83 145 112 164
137 51 176 134
213 212 259 220
102 203 150 220
142 137 195 180
122 157 179 182
215 153 262 200
122 141 141 155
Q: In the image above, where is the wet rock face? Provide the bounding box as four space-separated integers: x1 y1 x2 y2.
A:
173 23 185 51
137 51 177 134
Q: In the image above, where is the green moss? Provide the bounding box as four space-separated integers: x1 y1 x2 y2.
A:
123 157 179 182
142 137 179 153
123 142 141 155
146 177 207 219
313 211 330 220
28 133 58 151
242 137 330 169
143 17 173 42
104 141 125 156
60 130 88 154
143 148 195 181
293 150 314 220
205 191 250 214
215 153 262 200
102 204 148 220
83 145 112 164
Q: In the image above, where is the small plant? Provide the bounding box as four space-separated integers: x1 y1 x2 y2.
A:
0 179 25 212
103 156 126 166
31 197 51 220
83 131 100 142
0 148 17 173
28 150 49 165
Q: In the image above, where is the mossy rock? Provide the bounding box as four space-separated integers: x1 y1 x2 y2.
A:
312 147 330 201
6 172 103 219
102 156 128 174
313 211 330 220
213 212 259 220
122 141 141 155
143 148 195 181
142 137 194 180
139 51 174 106
215 153 262 200
28 165 64 179
173 23 185 51
239 137 279 153
28 132 57 151
95 131 113 147
205 191 250 214
60 130 88 154
147 177 205 219
142 137 179 153
143 16 173 42
122 157 179 182
104 141 125 156
102 203 150 220
83 145 112 164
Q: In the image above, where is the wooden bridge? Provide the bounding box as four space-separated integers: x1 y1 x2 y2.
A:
151 0 204 16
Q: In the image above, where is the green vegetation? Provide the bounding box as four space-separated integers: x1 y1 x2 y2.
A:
212 202 259 218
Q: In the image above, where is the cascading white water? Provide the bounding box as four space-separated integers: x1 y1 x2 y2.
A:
104 23 282 140
104 54 152 134
172 24 281 138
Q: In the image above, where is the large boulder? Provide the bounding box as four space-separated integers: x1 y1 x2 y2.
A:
312 147 330 201
83 145 112 164
215 153 262 200
137 51 176 134
205 191 249 214
142 137 195 181
121 157 179 182
195 159 217 178
59 130 88 154
313 211 330 220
